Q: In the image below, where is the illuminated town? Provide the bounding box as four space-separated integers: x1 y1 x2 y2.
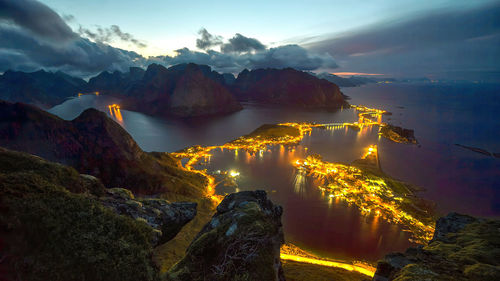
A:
168 104 418 208
108 103 430 275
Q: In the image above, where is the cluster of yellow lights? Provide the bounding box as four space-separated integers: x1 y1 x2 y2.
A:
171 106 389 204
108 104 123 122
346 105 386 129
292 145 434 243
171 123 321 202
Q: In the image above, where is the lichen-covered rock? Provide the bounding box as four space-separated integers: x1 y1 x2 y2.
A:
166 190 285 281
431 212 478 243
373 212 500 281
100 188 197 245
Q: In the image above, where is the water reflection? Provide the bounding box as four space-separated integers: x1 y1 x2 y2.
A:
293 168 307 195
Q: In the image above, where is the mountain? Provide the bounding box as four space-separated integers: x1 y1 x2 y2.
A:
0 69 87 108
87 66 145 95
233 68 348 109
89 63 242 117
0 100 206 196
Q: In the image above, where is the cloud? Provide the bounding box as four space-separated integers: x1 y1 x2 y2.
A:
78 25 147 48
0 0 337 77
196 28 223 50
221 33 266 53
306 2 500 79
0 24 146 76
0 0 149 77
159 29 336 73
156 44 337 73
245 44 337 70
0 0 76 42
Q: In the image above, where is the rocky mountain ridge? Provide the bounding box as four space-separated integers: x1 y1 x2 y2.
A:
0 100 206 196
1 63 348 117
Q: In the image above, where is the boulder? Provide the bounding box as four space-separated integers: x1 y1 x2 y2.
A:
100 188 197 245
167 190 285 281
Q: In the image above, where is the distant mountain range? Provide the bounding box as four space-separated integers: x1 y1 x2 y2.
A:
0 63 349 117
0 70 87 108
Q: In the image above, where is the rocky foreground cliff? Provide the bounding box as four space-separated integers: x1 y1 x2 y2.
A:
0 147 197 281
373 212 500 281
0 147 285 281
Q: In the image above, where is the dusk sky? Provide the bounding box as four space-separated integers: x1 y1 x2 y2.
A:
1 0 499 80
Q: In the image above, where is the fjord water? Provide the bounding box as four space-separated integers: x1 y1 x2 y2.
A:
49 82 500 262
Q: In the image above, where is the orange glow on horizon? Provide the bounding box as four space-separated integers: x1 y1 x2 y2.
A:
331 72 384 77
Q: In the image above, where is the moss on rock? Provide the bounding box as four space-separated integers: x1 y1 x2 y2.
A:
165 190 285 281
373 213 500 281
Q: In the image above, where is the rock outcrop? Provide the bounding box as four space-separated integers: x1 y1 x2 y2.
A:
0 70 86 108
100 188 197 245
373 212 500 281
233 68 348 109
0 101 206 196
167 190 285 281
380 124 417 144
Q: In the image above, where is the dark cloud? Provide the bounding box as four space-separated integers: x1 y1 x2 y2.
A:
196 28 223 50
78 25 147 48
62 14 75 23
245 44 337 70
0 0 336 78
156 44 337 73
0 0 76 42
221 33 266 53
0 0 146 77
306 2 500 80
0 24 146 76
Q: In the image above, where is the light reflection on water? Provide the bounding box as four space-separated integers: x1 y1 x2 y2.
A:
197 130 415 262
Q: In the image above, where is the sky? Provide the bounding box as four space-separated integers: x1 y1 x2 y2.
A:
1 0 499 81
